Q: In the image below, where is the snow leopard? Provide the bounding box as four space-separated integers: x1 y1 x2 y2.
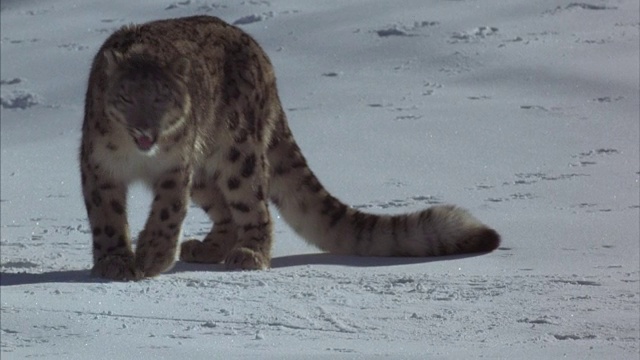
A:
80 15 500 280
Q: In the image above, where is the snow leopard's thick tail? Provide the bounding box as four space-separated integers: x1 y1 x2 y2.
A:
267 122 501 257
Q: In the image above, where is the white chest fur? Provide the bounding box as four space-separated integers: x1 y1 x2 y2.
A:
92 131 182 185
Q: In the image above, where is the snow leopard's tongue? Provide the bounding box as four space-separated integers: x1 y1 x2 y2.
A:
135 135 155 151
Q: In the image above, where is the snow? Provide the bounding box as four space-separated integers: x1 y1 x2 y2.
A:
1 0 639 358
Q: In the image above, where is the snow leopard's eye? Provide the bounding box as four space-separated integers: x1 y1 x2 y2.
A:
152 96 166 105
119 95 133 104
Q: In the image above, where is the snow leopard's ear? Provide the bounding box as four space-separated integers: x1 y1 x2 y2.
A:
103 50 124 76
170 57 191 81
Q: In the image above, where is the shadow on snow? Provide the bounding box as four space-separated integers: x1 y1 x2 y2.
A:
0 252 489 286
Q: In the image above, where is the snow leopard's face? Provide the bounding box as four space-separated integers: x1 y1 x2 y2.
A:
103 51 191 153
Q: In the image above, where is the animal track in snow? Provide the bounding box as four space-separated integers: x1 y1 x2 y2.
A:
91 26 118 34
481 148 635 213
553 333 597 341
569 148 619 167
233 12 275 25
593 96 624 103
519 104 565 114
502 172 590 187
518 316 560 325
99 18 125 23
58 43 89 51
0 78 22 85
449 26 499 43
165 0 194 10
372 21 439 38
353 195 442 210
321 72 342 78
498 31 561 47
21 8 53 16
393 114 422 121
486 192 537 203
544 2 618 15
475 149 621 194
565 3 617 10
550 279 601 286
1 90 41 110
422 81 442 96
467 95 491 100
383 179 408 188
468 184 495 191
375 28 414 38
366 102 423 121
232 9 299 26
2 37 39 44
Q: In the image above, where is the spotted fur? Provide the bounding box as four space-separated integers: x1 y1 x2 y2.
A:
80 16 500 281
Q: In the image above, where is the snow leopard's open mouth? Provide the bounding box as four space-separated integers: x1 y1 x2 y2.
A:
133 134 157 152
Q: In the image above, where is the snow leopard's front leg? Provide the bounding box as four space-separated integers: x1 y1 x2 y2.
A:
81 150 141 281
135 166 192 277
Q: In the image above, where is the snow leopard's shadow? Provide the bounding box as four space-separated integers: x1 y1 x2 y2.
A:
0 270 93 286
168 252 489 273
0 252 491 286
270 252 487 268
167 252 491 273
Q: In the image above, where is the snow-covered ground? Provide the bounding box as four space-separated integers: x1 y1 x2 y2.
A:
1 0 638 358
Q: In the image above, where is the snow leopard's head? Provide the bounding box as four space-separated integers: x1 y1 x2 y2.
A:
102 48 191 153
